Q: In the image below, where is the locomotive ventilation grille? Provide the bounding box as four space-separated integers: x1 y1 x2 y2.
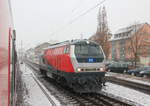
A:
84 68 98 71
76 67 105 72
79 68 100 72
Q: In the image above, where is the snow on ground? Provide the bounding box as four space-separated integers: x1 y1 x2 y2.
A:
19 63 61 106
102 82 150 106
19 63 150 106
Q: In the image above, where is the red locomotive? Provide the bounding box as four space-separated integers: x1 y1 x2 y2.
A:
39 39 106 93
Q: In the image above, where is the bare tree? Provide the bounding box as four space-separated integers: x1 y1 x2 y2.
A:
95 6 110 58
129 23 145 67
89 6 111 58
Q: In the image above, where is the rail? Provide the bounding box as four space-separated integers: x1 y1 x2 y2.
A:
31 74 57 106
106 76 150 95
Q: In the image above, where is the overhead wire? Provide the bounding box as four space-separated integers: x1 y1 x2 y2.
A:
68 0 106 24
50 0 85 37
50 0 106 37
71 0 85 14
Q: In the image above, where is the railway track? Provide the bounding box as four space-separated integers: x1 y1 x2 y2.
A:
25 60 137 106
41 76 134 106
106 76 150 95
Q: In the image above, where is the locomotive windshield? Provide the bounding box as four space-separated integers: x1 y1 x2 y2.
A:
75 44 103 57
74 41 104 63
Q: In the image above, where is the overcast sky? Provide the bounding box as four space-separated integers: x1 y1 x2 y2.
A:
11 0 150 49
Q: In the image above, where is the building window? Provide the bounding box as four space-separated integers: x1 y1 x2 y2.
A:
119 40 125 60
111 42 116 60
128 47 132 53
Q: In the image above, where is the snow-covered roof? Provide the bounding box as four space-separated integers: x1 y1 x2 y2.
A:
110 23 144 41
115 24 143 34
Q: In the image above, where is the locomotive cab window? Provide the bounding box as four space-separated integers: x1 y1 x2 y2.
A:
64 46 69 54
74 43 104 63
75 44 103 56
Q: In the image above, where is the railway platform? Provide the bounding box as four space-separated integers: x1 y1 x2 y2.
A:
16 62 60 106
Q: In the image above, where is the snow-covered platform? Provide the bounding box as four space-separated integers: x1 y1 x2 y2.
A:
102 82 150 106
16 63 61 106
104 72 150 106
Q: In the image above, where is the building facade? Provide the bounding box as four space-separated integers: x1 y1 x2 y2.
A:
108 23 150 65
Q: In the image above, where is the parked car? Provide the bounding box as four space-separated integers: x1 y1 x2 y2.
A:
127 66 150 76
139 69 150 77
107 62 128 73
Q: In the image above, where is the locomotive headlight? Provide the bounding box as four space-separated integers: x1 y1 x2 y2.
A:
100 68 104 72
77 68 81 72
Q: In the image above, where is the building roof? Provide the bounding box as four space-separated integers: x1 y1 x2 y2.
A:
115 23 143 34
110 23 145 41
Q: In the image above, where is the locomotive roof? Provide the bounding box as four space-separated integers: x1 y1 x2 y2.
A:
44 39 99 49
